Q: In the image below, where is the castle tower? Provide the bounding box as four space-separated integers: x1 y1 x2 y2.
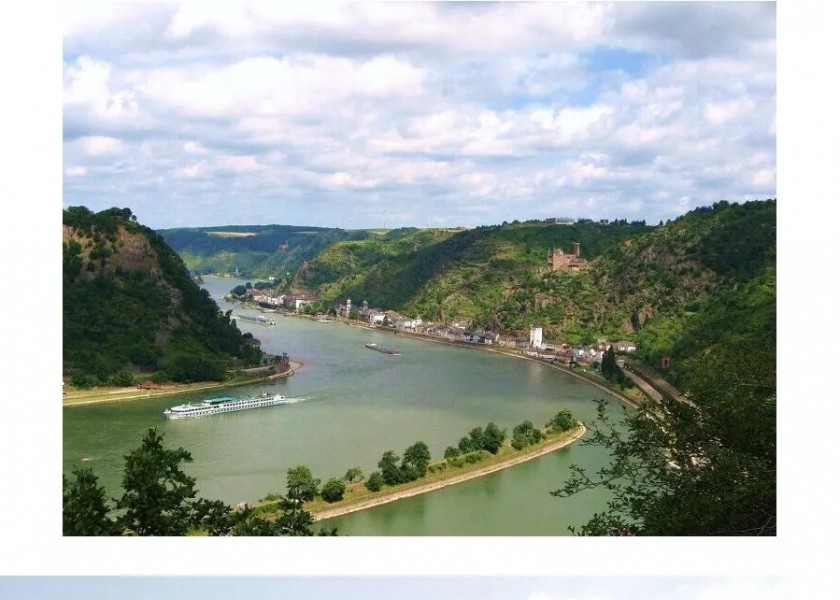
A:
572 242 580 257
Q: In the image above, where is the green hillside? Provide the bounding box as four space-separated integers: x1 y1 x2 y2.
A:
297 220 652 322
63 206 262 386
159 224 367 279
286 200 775 363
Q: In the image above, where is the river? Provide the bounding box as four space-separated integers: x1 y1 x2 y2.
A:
63 276 624 535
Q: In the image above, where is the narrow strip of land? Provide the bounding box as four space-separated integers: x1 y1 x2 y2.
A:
310 424 586 522
62 361 303 407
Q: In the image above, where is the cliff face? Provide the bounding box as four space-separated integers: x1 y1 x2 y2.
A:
63 206 258 383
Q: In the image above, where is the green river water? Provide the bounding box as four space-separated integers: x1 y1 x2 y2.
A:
63 276 624 535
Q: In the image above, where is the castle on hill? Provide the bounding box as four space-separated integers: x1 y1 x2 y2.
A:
547 242 587 272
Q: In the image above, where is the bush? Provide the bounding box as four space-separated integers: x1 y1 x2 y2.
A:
364 472 384 492
511 434 528 451
71 372 98 389
151 370 170 384
464 450 489 465
109 371 135 387
448 456 465 468
321 478 346 503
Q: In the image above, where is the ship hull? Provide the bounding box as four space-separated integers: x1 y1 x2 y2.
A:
163 394 288 419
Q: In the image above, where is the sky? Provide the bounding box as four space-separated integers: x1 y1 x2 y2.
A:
0 577 798 600
61 1 776 230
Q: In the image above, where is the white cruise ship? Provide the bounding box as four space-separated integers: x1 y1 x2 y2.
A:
163 392 288 419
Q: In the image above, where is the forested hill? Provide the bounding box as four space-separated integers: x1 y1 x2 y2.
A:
295 220 652 323
295 200 775 351
63 206 262 386
158 224 368 279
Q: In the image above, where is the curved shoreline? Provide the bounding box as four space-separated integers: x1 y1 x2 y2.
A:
311 424 586 522
62 361 303 407
330 317 643 408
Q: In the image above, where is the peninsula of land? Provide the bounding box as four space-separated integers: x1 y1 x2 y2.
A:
63 361 302 407
288 424 586 522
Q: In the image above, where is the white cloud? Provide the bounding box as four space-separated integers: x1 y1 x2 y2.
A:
183 141 208 154
216 154 261 172
704 98 757 125
173 161 206 179
74 135 125 156
63 2 775 228
64 166 87 177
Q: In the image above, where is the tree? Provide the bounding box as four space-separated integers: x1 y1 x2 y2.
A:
192 498 234 536
286 465 320 502
402 441 431 478
482 422 506 454
365 471 384 492
321 478 347 503
552 336 775 536
601 345 623 383
115 429 199 536
511 420 542 449
344 467 364 483
443 446 461 460
63 467 119 536
457 436 474 454
275 489 316 536
547 409 576 433
228 505 279 536
378 450 404 485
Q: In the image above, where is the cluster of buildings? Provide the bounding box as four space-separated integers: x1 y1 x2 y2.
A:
525 323 637 366
332 297 638 366
243 288 315 311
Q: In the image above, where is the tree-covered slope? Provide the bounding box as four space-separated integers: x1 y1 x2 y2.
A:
296 220 652 320
293 200 775 355
513 199 776 343
158 224 367 279
63 206 261 385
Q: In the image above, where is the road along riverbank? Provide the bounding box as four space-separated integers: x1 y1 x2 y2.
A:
303 424 587 522
62 361 302 407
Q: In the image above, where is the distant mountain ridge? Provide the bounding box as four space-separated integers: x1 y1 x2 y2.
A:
158 224 368 280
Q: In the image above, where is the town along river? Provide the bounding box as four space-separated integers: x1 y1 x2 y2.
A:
63 276 624 535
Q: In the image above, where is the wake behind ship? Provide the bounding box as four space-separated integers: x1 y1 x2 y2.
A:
164 392 289 419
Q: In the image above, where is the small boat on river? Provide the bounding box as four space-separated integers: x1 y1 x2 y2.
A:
365 342 401 356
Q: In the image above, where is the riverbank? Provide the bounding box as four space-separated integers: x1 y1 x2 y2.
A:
324 315 644 409
62 361 303 407
300 424 586 522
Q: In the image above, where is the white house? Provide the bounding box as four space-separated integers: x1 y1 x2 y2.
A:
368 311 386 325
615 340 638 353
